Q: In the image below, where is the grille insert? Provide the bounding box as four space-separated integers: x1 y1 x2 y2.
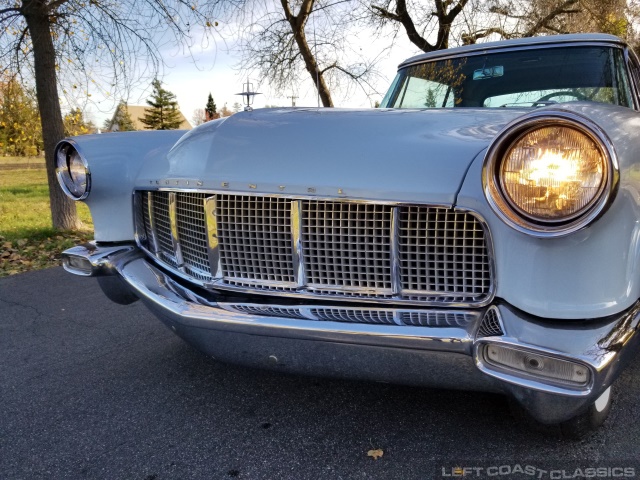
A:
302 201 393 293
219 304 480 327
216 195 296 286
137 191 493 305
477 307 505 337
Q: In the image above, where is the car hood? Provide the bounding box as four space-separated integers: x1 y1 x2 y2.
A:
138 107 529 205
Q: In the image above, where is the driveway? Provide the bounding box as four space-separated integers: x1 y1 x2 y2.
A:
2 268 640 479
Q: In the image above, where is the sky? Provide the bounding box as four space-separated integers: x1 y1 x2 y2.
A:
80 24 420 129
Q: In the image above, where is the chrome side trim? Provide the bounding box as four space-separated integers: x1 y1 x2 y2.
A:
291 200 306 288
204 196 223 279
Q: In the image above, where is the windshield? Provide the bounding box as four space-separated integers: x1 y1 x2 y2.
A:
381 46 634 109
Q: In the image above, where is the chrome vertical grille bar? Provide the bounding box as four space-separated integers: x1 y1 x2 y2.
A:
390 206 402 296
168 192 184 267
291 200 306 288
146 191 159 254
204 195 223 279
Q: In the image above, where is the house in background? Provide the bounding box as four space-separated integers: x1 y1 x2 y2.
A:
105 104 192 132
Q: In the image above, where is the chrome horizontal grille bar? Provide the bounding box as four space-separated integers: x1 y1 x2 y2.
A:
218 303 481 327
136 191 494 306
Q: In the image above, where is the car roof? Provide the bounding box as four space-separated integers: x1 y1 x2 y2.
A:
398 33 626 69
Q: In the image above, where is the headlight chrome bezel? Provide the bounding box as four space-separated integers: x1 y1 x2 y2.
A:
55 140 91 201
483 111 619 237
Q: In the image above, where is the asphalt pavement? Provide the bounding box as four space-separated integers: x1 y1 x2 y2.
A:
2 267 640 480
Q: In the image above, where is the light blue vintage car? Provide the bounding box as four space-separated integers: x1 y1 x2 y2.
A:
57 33 640 437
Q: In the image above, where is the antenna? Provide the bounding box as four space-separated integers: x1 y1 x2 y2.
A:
288 94 298 107
235 79 262 111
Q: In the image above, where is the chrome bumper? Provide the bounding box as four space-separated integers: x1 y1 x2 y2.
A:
63 243 640 424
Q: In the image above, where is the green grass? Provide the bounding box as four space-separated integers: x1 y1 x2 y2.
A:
0 167 93 276
0 155 45 165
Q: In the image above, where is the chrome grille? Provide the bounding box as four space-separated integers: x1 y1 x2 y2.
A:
477 307 504 337
176 193 210 280
399 207 490 302
227 305 306 319
310 307 396 324
302 201 393 293
400 311 476 327
137 191 493 306
216 194 296 286
152 192 177 267
219 303 479 327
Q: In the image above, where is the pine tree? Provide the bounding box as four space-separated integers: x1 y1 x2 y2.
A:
108 101 136 131
139 80 183 130
205 93 218 121
424 88 437 108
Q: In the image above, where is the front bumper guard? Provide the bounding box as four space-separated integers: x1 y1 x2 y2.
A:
62 243 640 424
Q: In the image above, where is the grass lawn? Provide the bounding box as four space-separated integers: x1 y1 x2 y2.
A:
0 155 45 165
0 167 93 276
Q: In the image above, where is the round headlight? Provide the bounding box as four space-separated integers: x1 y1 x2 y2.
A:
55 141 91 200
484 112 617 237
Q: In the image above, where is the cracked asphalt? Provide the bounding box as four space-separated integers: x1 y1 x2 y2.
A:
2 267 640 480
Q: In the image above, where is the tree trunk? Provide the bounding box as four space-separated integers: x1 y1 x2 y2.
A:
293 28 334 107
23 2 80 230
281 0 334 107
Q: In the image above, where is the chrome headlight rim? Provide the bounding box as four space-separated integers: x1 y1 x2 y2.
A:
483 111 619 238
55 139 91 201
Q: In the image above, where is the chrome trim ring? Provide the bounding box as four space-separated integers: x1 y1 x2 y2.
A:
54 139 92 201
482 110 619 238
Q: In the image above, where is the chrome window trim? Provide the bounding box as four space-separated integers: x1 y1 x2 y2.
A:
133 190 496 308
483 110 619 238
398 41 627 70
625 46 640 110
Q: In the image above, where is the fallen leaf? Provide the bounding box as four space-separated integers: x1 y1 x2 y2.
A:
367 449 383 460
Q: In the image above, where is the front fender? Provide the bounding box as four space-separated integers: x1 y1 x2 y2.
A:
68 130 187 241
